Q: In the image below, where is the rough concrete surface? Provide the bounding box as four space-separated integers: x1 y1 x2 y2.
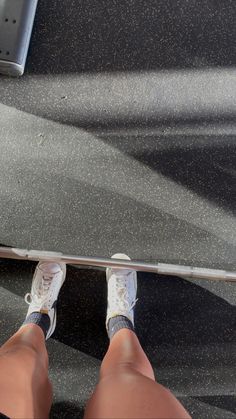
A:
0 1 236 417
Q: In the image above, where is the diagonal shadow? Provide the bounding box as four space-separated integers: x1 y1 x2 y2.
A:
100 133 236 214
1 166 235 268
196 396 236 415
1 72 236 131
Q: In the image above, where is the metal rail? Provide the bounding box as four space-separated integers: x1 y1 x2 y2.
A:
0 246 235 282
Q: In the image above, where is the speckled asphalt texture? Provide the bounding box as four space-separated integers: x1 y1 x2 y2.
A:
0 1 236 418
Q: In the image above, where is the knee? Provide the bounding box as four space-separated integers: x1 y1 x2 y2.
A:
86 371 157 419
86 373 191 419
100 360 155 381
100 360 133 378
0 344 50 388
1 341 48 369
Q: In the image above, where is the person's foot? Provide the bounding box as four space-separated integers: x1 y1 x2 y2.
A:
24 262 66 339
106 253 137 330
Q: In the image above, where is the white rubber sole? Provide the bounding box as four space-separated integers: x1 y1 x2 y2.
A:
40 262 67 340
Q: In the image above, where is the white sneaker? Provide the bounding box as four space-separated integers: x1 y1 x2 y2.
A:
106 254 137 330
24 262 66 339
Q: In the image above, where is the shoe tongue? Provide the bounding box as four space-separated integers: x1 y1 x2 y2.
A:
113 268 131 275
40 262 61 274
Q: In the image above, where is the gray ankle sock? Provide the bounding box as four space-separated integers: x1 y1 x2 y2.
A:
23 312 50 338
108 315 134 340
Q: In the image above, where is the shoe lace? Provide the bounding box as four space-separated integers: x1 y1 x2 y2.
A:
24 274 53 306
115 274 138 312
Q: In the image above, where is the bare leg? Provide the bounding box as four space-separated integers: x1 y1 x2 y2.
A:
0 261 66 418
85 328 190 418
0 324 52 419
85 253 191 418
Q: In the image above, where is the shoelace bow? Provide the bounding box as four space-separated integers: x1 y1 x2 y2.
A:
24 274 54 306
115 274 138 312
